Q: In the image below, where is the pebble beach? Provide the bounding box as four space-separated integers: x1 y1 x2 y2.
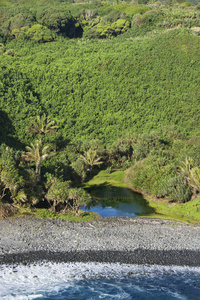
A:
0 216 200 266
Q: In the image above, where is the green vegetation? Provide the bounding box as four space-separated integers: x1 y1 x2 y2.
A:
12 24 56 43
84 170 128 188
0 27 199 143
86 170 200 223
144 196 200 224
14 207 100 221
123 131 200 203
0 0 200 222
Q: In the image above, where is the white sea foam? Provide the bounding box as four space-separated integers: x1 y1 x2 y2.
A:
0 262 200 299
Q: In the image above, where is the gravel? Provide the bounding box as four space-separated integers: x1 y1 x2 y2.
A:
0 216 200 266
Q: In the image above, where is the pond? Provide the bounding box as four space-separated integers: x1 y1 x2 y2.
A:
82 184 154 217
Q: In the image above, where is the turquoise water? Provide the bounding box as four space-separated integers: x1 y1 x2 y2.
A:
1 262 200 299
82 186 154 217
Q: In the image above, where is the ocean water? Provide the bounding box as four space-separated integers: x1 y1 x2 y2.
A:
0 262 200 300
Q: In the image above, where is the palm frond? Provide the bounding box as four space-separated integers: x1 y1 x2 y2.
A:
26 114 58 137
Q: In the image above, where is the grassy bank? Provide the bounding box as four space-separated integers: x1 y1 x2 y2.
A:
5 206 100 222
84 170 129 188
145 196 200 224
85 170 200 224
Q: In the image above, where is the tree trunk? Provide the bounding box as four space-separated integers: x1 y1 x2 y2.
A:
36 161 41 181
53 199 57 213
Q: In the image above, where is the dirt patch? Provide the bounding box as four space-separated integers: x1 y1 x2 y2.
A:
191 27 200 32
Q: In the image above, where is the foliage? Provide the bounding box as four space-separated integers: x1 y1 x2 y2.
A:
22 114 57 181
1 1 76 37
0 0 200 215
2 0 199 41
26 113 58 142
79 148 103 171
46 179 71 212
0 28 199 144
22 140 56 179
0 144 26 204
68 187 92 216
0 43 4 53
0 145 44 206
179 2 194 7
71 158 87 182
46 179 92 215
112 4 149 18
157 173 192 203
95 19 130 38
0 163 25 201
180 157 200 192
12 25 56 43
34 208 99 221
35 8 76 37
190 167 200 191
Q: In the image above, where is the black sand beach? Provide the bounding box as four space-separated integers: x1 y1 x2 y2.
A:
1 249 200 267
0 216 200 266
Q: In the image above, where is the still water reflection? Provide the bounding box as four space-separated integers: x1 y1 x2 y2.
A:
82 185 154 217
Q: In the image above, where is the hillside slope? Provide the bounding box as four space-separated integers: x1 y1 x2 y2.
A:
0 28 199 144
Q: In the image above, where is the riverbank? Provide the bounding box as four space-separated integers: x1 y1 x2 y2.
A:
84 170 200 223
1 216 200 266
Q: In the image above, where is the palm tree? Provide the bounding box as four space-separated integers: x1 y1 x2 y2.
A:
80 148 103 172
22 140 56 180
26 113 58 143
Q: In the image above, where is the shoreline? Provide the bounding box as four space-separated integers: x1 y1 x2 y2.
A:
1 249 200 267
1 216 200 267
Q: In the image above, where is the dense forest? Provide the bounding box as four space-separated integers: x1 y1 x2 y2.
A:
0 0 200 218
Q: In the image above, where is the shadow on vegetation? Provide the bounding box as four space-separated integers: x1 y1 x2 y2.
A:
53 135 71 150
0 110 25 150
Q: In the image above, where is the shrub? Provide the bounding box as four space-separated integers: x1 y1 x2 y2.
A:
157 174 192 203
133 10 160 27
7 13 36 32
112 4 149 19
36 9 76 37
95 19 130 38
46 179 71 212
0 43 4 53
179 2 193 8
103 10 124 22
12 24 56 43
3 49 17 56
46 180 91 215
71 158 87 182
127 152 177 197
68 187 92 216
